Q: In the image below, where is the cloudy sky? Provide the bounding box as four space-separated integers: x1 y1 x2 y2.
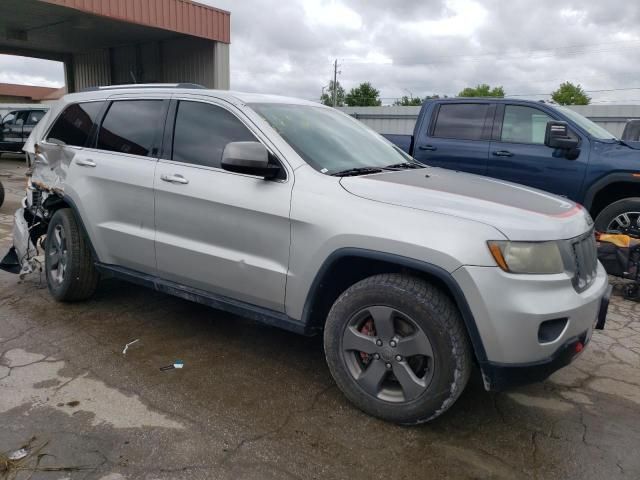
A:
2 0 640 104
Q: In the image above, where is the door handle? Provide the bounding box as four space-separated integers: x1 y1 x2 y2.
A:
418 144 437 151
76 158 96 167
492 150 514 157
161 173 189 184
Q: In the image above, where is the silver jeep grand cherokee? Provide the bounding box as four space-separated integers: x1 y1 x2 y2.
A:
1 84 610 424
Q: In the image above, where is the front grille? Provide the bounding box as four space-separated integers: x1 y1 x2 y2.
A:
571 231 598 292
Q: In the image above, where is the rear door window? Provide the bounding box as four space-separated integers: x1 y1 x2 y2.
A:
27 110 45 125
500 105 553 144
98 100 164 157
47 102 103 147
15 111 29 126
432 103 491 140
171 101 257 168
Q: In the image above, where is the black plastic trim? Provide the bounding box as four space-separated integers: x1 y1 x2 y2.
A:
95 263 310 335
582 172 640 211
484 331 590 391
300 248 489 363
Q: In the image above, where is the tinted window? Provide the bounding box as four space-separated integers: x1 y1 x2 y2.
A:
98 100 164 156
2 112 16 125
15 111 29 125
172 101 256 168
501 105 552 144
47 102 103 147
27 110 45 125
433 103 491 140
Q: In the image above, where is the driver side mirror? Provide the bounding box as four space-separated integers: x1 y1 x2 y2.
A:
544 121 579 150
221 141 281 179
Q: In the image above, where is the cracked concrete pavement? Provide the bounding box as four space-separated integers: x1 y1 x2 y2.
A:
0 155 639 479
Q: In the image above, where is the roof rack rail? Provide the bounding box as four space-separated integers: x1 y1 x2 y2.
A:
80 83 207 92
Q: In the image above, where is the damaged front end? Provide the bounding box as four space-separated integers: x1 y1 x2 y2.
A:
0 185 51 278
0 151 64 278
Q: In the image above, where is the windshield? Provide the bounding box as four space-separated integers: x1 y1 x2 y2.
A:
556 106 617 141
250 103 412 174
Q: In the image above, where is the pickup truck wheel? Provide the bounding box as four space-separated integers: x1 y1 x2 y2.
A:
594 198 640 235
45 208 99 302
324 273 472 424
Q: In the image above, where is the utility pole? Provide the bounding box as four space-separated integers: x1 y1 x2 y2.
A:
332 59 340 107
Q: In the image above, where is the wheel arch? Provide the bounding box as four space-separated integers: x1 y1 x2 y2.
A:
583 174 640 218
42 193 100 261
300 248 489 364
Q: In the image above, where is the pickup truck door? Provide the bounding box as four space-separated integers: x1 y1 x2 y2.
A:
413 102 494 176
488 104 588 201
154 98 292 312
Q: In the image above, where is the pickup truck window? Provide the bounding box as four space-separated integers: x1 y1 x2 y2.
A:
432 103 491 141
556 106 617 141
26 110 45 126
501 105 551 145
251 103 410 174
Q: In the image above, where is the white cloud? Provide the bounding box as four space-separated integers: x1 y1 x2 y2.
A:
3 0 640 104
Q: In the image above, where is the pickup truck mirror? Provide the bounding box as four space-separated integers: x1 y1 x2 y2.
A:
221 141 281 179
544 121 579 150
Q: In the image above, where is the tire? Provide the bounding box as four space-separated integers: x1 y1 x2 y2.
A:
594 197 640 235
0 181 4 209
323 273 472 424
45 208 99 301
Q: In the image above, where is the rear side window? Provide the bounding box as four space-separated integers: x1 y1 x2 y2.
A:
47 102 103 147
172 101 256 168
501 105 552 145
98 100 164 157
432 103 491 141
27 111 45 125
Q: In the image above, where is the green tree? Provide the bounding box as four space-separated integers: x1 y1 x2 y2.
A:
551 82 591 105
393 96 423 106
345 82 382 106
320 80 346 107
458 84 505 97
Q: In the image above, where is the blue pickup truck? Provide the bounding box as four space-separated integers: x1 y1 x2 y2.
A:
384 98 640 234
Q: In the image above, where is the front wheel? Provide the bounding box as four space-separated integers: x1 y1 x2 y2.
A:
45 208 99 301
323 274 472 424
594 197 640 235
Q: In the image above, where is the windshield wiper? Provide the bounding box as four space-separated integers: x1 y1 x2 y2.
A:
384 161 425 170
330 167 384 177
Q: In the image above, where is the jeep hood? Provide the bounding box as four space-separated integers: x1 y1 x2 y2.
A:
340 168 593 241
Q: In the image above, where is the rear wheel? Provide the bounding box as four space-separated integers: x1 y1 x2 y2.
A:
323 273 472 424
45 208 99 301
595 198 640 235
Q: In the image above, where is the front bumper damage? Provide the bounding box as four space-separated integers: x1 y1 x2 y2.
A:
0 205 43 277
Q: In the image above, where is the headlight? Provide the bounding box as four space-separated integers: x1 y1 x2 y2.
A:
487 240 565 274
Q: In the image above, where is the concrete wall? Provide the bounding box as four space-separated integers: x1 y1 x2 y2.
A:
339 105 640 138
68 36 230 92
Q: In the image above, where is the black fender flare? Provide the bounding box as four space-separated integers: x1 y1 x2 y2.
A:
582 173 640 211
300 248 489 365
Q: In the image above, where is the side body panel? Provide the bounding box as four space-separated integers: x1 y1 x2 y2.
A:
154 96 293 312
284 165 505 320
